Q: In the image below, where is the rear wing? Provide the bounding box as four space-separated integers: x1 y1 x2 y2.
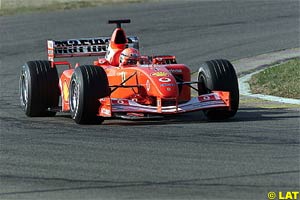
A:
47 36 139 61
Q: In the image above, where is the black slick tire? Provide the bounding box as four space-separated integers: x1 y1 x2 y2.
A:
19 60 59 117
69 65 110 124
198 59 239 120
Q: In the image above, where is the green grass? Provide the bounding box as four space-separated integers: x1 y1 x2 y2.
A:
240 96 300 109
0 0 144 16
249 58 300 99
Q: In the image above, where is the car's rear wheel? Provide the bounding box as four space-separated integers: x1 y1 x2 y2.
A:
198 59 239 120
19 60 59 117
69 65 110 124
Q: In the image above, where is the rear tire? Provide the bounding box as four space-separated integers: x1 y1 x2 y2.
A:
19 60 59 117
69 65 110 124
198 59 239 120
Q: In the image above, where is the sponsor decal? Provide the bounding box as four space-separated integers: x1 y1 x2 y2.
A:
168 69 182 73
198 94 217 102
151 71 169 77
112 99 130 105
63 82 69 102
159 77 171 83
55 38 109 47
160 83 175 87
52 38 109 55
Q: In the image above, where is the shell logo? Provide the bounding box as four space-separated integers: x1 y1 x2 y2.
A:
151 71 169 77
63 82 69 102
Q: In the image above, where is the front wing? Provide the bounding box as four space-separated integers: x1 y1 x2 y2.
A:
98 91 230 117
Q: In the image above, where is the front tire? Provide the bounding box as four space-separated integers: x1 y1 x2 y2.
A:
198 59 239 120
69 65 110 124
19 60 59 117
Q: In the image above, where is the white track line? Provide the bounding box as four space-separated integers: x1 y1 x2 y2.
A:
238 64 300 105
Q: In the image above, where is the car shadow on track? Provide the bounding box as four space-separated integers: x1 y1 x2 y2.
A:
97 107 299 126
235 107 299 122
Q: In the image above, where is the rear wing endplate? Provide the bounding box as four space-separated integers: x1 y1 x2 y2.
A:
47 36 139 61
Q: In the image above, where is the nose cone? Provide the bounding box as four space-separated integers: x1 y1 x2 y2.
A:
150 72 179 98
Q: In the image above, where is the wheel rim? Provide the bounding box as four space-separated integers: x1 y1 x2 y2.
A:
70 79 79 114
20 70 29 108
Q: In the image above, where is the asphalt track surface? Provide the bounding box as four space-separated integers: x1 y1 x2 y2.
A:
0 1 299 200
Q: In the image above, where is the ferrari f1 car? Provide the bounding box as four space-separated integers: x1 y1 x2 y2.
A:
20 19 239 124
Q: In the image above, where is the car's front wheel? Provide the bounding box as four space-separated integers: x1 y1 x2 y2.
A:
69 65 110 124
198 59 239 120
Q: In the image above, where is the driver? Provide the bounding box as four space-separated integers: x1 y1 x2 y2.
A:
119 48 140 66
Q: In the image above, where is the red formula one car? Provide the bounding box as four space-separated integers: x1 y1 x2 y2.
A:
20 19 239 124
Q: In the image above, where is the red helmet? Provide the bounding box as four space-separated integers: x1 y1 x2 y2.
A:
119 48 140 66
